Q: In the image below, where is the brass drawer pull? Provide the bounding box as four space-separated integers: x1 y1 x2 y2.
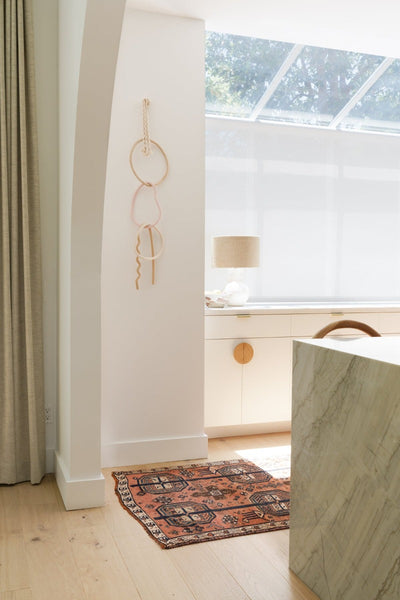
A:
233 343 254 364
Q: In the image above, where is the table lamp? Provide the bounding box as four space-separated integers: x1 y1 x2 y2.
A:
212 236 260 306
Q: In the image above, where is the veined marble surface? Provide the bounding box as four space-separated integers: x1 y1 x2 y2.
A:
299 335 400 366
290 338 400 600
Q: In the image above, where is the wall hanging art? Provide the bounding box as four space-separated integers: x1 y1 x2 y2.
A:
129 98 169 289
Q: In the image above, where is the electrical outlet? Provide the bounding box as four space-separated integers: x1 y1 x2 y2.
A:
44 407 52 424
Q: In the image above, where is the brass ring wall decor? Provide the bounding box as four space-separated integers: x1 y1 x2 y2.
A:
131 99 169 290
135 224 165 261
131 183 162 228
129 138 169 187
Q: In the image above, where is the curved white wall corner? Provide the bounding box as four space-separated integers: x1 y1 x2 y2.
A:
101 9 207 468
57 0 126 509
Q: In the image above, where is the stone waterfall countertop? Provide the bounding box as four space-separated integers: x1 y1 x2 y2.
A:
297 335 400 365
289 336 400 600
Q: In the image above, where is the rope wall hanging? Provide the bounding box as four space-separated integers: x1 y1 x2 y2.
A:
129 98 169 289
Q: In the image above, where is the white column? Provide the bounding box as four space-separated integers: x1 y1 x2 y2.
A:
57 0 126 510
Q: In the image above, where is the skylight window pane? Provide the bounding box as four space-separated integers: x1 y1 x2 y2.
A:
257 46 384 126
339 60 400 134
205 32 294 118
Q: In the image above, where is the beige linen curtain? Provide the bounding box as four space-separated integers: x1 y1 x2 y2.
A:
0 0 45 483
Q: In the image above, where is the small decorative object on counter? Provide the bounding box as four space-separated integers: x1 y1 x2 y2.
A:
129 99 169 289
205 292 227 308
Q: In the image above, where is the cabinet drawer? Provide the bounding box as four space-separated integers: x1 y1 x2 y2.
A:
365 313 400 334
205 314 291 340
291 312 400 338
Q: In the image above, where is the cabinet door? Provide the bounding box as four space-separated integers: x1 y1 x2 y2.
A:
204 340 242 427
242 338 292 424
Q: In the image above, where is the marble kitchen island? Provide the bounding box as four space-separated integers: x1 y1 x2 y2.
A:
290 336 400 600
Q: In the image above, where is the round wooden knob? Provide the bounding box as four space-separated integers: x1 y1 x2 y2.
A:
233 342 254 364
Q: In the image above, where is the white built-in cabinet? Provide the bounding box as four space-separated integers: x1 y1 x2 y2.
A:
204 306 400 436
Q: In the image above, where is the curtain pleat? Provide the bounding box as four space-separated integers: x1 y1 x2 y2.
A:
0 0 45 484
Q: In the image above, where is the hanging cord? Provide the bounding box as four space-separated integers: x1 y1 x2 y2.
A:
142 98 151 157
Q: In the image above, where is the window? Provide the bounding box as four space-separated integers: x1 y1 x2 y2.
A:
340 60 400 135
258 46 383 127
206 32 400 134
205 32 293 118
205 33 400 302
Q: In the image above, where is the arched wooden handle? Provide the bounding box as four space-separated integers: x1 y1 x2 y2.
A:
313 319 381 339
234 342 254 364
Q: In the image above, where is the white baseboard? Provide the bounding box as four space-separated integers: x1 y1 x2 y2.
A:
205 421 291 439
101 433 208 468
55 452 105 510
46 447 55 473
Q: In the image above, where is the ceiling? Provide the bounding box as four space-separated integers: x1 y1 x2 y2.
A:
127 0 400 58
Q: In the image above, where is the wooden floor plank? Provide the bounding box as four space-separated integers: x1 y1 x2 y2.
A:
216 432 291 452
57 504 106 530
17 476 59 507
210 534 312 600
0 486 23 535
20 503 87 600
171 542 251 600
0 590 32 600
0 535 29 592
251 532 319 599
67 524 141 600
116 533 196 600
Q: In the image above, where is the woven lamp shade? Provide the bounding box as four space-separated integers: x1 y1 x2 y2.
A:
213 236 260 268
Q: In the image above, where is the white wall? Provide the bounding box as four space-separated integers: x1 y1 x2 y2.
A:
205 118 400 301
101 9 207 467
32 0 59 472
128 0 400 59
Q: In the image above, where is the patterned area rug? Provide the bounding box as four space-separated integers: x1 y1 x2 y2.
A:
113 459 290 549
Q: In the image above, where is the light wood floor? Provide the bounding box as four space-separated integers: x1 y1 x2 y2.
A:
0 433 319 600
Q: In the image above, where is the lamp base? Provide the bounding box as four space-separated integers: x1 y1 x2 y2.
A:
223 280 249 306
